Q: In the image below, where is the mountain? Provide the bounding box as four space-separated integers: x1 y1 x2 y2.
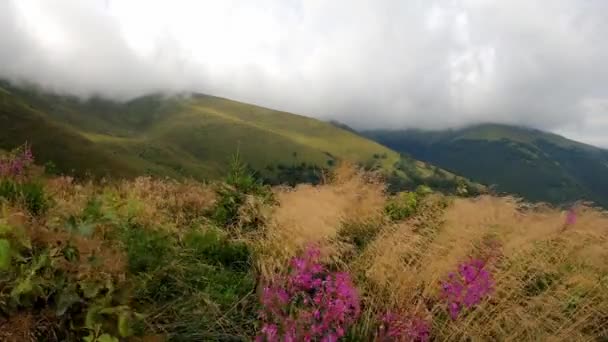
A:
0 80 476 192
363 123 608 206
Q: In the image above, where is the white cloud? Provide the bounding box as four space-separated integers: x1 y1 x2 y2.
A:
1 0 607 146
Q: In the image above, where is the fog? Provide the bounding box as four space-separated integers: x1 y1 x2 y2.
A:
1 0 607 146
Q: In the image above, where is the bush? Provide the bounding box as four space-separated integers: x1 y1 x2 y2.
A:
385 192 418 221
0 224 135 341
183 228 250 271
415 185 433 197
0 178 19 201
0 179 49 215
338 220 383 251
20 182 49 216
211 153 273 231
120 224 173 274
124 224 257 340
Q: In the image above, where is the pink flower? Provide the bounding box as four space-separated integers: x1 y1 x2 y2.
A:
257 245 361 341
565 208 576 226
0 143 34 179
441 258 494 320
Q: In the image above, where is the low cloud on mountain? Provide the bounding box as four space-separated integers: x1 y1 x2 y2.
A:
1 0 607 146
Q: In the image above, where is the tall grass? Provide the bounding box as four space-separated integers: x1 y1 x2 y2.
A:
1 160 608 341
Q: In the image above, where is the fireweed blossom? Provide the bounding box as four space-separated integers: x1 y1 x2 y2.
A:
0 143 34 178
441 259 494 320
377 311 430 342
257 246 361 342
565 207 577 226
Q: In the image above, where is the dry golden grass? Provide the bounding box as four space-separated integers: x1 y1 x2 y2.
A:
255 163 386 276
45 176 96 227
0 312 35 342
6 164 608 340
114 176 216 230
253 164 608 341
355 195 608 341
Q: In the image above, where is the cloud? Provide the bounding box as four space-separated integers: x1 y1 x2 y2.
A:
1 0 608 146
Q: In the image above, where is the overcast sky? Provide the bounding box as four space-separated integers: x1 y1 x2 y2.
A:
1 0 608 147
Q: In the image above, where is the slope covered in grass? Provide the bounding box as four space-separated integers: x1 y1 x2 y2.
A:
0 90 138 178
364 124 608 206
0 81 475 192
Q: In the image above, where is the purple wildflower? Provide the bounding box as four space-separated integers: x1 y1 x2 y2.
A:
565 208 576 226
377 311 430 342
258 245 361 341
0 143 34 179
441 258 494 320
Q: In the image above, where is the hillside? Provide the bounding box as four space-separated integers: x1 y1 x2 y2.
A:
364 124 608 206
0 81 475 192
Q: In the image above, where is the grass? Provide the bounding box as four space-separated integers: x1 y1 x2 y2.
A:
2 146 607 340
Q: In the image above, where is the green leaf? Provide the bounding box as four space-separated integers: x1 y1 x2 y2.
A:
117 311 132 337
77 222 95 237
85 306 102 330
99 305 129 315
65 215 78 233
0 222 12 235
62 245 79 262
56 284 81 316
97 334 119 342
10 277 33 300
0 239 11 270
80 280 103 299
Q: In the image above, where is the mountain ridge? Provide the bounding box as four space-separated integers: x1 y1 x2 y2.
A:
363 123 608 206
0 80 476 193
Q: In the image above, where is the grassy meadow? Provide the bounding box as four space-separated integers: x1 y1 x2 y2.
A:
1 145 607 341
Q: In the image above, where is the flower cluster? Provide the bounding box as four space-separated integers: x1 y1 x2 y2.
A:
0 143 34 179
441 258 494 320
258 246 361 341
565 208 577 226
377 311 430 342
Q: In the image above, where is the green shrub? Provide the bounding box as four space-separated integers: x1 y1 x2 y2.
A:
44 160 60 176
0 179 49 215
183 228 250 271
338 220 383 252
0 226 135 341
126 225 257 340
120 224 173 274
523 271 559 297
0 179 19 202
415 184 433 197
20 182 49 215
82 196 105 222
385 191 418 221
211 153 273 230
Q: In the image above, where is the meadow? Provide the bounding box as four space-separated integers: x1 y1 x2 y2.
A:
1 145 607 341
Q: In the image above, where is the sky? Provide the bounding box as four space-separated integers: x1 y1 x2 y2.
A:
1 0 608 147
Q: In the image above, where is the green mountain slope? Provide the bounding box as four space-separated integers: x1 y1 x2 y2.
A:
0 81 475 191
364 124 608 206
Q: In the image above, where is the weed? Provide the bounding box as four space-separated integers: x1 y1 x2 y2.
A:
385 192 418 221
0 179 49 216
211 152 273 231
338 220 384 251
